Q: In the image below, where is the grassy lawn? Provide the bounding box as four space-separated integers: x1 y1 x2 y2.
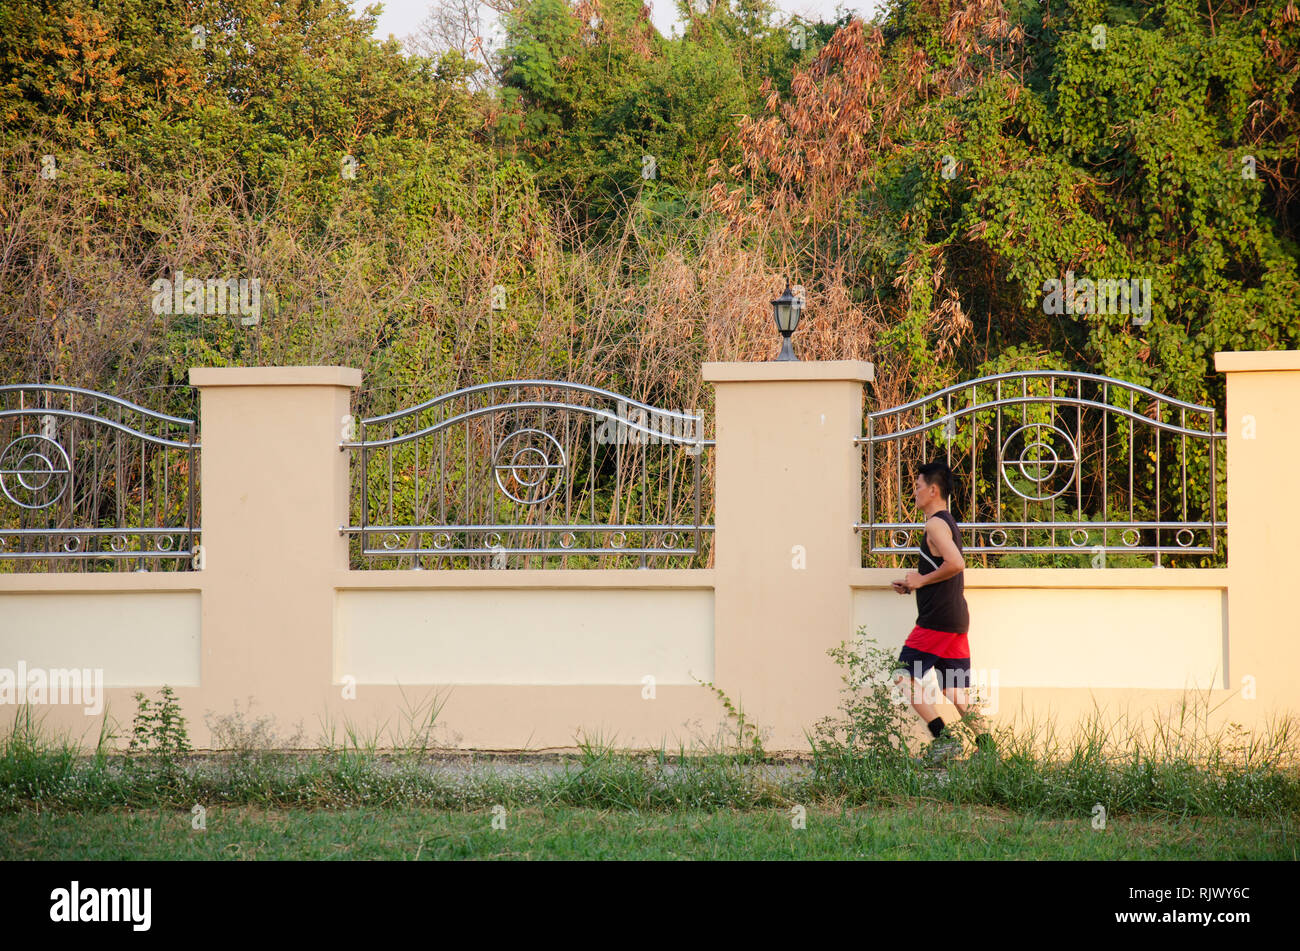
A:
3 802 1296 860
6 672 1299 862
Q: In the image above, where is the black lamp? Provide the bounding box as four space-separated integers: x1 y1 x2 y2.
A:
771 281 803 361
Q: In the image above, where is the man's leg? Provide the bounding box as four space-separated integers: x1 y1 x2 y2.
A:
893 651 944 722
894 671 942 723
942 685 989 732
938 663 994 752
894 648 950 753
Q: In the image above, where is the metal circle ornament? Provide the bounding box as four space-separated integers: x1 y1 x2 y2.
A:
493 429 566 505
0 434 71 510
999 423 1079 502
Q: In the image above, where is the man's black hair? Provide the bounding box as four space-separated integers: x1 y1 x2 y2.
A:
916 460 954 502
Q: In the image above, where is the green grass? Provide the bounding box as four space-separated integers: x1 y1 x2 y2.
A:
6 743 1296 821
3 639 1298 862
3 803 1295 860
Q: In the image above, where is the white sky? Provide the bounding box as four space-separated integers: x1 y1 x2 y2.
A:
353 0 883 50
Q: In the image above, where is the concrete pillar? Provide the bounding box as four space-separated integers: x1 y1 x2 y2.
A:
1215 350 1300 715
188 367 361 743
702 360 873 748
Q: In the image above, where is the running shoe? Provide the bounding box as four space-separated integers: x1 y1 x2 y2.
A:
926 731 963 764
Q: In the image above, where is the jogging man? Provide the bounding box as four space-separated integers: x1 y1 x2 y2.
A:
891 460 994 764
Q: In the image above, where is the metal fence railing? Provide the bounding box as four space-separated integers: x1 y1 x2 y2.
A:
0 385 200 571
340 381 714 569
2 370 1227 573
856 371 1226 568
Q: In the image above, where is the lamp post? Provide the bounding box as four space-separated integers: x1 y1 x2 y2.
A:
771 281 803 361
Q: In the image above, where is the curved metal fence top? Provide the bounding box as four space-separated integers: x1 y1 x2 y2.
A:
0 384 198 448
346 380 708 450
862 370 1220 442
866 370 1219 421
0 384 196 426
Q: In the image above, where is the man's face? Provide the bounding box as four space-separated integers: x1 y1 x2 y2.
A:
914 474 936 509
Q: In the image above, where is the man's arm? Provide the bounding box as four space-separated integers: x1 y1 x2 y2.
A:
904 516 965 589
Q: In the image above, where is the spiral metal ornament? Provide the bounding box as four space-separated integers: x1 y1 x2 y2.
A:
0 434 71 510
999 423 1079 502
493 428 566 505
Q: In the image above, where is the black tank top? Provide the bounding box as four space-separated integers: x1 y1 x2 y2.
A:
916 510 969 633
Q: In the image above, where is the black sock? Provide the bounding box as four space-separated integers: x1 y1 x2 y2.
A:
927 716 945 739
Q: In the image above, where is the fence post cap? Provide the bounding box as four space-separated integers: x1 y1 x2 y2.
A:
1215 350 1300 372
702 360 874 383
188 366 363 387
